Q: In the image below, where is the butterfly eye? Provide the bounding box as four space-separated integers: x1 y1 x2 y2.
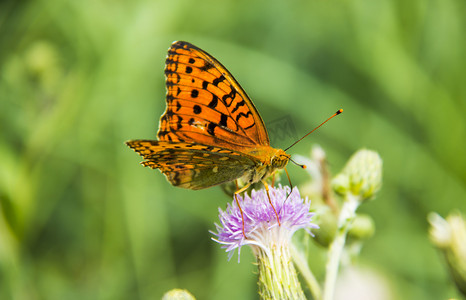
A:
271 152 289 169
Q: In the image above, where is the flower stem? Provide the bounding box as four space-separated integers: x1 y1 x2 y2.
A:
257 244 306 300
291 244 321 300
323 193 360 300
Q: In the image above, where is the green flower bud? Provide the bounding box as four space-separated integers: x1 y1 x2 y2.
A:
331 173 350 196
332 149 382 202
428 212 466 296
162 289 196 300
313 205 338 247
348 214 376 241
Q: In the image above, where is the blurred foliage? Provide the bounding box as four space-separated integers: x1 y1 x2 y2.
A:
0 0 465 299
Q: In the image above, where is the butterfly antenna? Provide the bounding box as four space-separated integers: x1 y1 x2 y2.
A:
290 158 306 169
284 109 343 152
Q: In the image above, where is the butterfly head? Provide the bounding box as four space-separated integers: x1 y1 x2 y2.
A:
271 149 290 170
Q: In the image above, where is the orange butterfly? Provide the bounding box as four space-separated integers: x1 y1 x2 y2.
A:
126 41 341 235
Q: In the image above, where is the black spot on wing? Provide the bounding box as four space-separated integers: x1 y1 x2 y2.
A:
231 99 245 114
207 122 217 135
158 130 169 137
212 75 225 86
165 70 181 83
236 111 255 129
193 105 202 114
222 90 237 107
165 109 174 117
177 116 183 130
235 111 251 122
191 89 199 98
208 95 218 109
219 114 228 127
200 62 214 71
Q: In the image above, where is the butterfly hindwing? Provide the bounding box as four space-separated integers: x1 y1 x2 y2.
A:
159 41 270 150
126 140 257 189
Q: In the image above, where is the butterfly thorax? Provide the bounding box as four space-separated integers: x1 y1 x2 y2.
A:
242 146 290 184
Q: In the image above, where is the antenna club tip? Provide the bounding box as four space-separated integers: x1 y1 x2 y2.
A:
302 164 307 169
337 108 343 114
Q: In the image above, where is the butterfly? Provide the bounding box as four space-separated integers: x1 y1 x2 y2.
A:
126 41 342 236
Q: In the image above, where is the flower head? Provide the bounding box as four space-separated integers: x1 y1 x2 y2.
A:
428 211 466 296
332 149 382 202
162 289 196 300
212 185 317 261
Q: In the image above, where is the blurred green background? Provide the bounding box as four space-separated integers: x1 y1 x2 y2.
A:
1 0 465 299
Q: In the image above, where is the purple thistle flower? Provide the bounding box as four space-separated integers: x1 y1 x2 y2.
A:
212 185 317 261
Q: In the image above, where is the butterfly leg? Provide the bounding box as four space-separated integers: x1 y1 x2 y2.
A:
261 180 281 226
285 167 294 201
279 168 293 214
234 181 252 238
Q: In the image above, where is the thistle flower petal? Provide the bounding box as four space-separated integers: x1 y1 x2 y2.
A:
211 185 317 261
212 186 316 299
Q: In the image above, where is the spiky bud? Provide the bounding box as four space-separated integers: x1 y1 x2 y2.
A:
332 149 382 202
428 212 466 296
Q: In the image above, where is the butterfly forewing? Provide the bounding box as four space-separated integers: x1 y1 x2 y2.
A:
159 41 270 151
126 41 291 191
126 140 256 189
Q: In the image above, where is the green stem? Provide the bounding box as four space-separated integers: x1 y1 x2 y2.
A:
257 244 306 300
323 194 360 300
